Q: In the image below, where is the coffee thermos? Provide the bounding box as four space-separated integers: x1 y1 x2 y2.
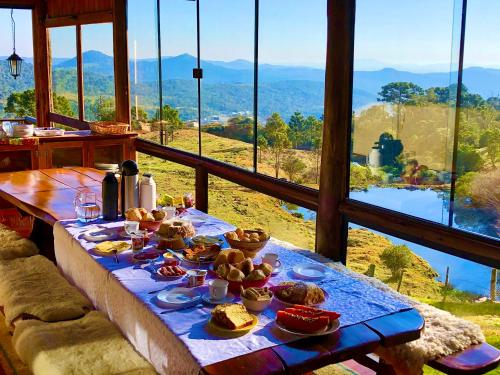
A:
121 160 139 217
139 173 157 211
102 172 119 220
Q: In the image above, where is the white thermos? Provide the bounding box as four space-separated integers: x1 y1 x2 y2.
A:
121 160 139 217
139 173 157 211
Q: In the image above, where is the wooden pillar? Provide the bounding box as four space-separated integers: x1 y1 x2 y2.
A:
195 166 208 213
315 0 356 263
32 0 51 128
113 0 130 124
76 25 85 121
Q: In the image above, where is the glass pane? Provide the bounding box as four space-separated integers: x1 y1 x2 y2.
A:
129 0 160 140
0 9 35 119
258 0 326 186
137 152 196 204
52 147 83 168
160 0 198 153
200 0 255 168
346 224 498 351
81 23 115 121
50 26 78 120
208 176 316 250
454 0 500 240
349 0 462 225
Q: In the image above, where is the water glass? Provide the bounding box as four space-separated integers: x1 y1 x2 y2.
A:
74 189 100 222
131 231 146 253
124 220 140 236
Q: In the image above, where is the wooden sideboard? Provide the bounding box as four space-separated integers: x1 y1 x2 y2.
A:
0 131 137 172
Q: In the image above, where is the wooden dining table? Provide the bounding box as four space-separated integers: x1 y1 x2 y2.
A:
0 168 425 374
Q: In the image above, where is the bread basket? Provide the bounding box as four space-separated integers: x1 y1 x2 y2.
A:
223 230 270 259
89 121 129 135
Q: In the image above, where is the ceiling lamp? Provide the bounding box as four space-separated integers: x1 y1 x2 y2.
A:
7 9 23 79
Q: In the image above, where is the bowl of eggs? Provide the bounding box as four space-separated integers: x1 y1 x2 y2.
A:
224 228 270 258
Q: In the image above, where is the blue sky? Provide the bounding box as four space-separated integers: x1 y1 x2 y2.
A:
1 0 499 70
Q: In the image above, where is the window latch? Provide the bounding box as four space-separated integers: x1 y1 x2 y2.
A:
192 68 203 79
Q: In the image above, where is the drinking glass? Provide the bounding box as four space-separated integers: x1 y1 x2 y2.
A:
124 220 140 236
74 189 100 222
131 231 146 252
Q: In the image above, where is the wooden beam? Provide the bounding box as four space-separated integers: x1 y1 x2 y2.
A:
315 0 356 262
112 0 130 124
45 11 113 28
195 166 208 213
76 25 85 121
340 199 500 268
135 138 319 211
48 112 90 130
32 1 51 128
0 1 33 8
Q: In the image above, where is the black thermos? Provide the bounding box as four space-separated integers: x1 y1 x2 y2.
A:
102 171 119 220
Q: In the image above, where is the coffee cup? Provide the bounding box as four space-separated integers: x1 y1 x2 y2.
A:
209 279 228 300
262 253 281 269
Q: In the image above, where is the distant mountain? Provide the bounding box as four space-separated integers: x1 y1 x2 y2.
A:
57 50 115 76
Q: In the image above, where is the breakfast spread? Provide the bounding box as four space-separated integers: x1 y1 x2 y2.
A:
211 303 254 330
95 241 130 254
214 249 272 282
225 228 269 243
276 305 340 334
157 219 196 238
273 281 325 305
158 264 186 277
240 287 272 302
125 207 166 222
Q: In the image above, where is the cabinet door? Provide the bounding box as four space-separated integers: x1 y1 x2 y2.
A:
0 150 33 172
41 142 85 168
88 140 127 167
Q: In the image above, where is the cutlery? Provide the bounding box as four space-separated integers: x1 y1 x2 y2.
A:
112 249 119 264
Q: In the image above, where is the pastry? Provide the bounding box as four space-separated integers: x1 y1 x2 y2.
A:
236 258 254 275
216 263 235 279
142 212 155 222
157 219 195 238
211 304 254 330
152 209 166 221
125 208 142 221
214 249 245 268
226 232 238 241
235 228 245 238
275 282 325 305
245 269 266 281
256 263 273 277
156 235 185 251
241 287 272 302
227 268 245 282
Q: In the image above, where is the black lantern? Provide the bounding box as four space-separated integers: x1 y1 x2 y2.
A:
7 9 22 80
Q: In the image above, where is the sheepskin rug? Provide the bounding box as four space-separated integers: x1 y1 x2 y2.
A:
0 223 38 260
13 311 157 375
285 245 486 374
0 255 92 326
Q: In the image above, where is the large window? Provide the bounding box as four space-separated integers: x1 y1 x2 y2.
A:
0 9 34 119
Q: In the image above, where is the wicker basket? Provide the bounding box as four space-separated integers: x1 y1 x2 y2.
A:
89 121 129 135
224 230 270 259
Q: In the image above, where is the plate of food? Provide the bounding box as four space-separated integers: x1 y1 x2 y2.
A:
156 264 187 279
183 243 221 265
208 303 258 334
271 281 327 307
157 287 201 307
240 286 273 312
275 305 341 336
132 249 163 262
292 263 328 281
190 235 224 247
82 227 116 242
213 249 273 293
93 241 131 256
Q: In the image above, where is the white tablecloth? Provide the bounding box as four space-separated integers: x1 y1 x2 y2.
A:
54 209 410 374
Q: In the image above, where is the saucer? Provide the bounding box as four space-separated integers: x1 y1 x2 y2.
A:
201 292 235 305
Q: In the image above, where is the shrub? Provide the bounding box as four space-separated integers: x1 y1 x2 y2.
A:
380 245 412 280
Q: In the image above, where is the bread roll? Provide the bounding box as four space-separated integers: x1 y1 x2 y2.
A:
227 249 245 264
257 263 273 277
236 258 254 275
227 268 245 282
244 269 266 281
216 263 234 279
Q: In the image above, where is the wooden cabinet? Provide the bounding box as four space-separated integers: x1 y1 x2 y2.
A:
0 131 136 172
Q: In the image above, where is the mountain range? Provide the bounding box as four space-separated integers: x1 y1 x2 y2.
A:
1 50 499 120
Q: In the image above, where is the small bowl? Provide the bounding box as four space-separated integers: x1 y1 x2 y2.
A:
240 293 273 312
139 220 163 232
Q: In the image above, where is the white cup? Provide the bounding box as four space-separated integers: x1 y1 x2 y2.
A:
262 253 281 268
162 206 177 220
209 279 228 300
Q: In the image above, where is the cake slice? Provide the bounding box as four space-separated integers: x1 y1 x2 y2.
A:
212 304 254 330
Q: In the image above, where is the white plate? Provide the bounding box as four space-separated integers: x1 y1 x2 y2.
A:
156 267 186 280
293 263 328 280
82 228 116 242
275 318 340 337
201 292 235 305
157 287 201 307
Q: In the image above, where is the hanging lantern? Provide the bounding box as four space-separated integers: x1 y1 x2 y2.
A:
7 9 23 79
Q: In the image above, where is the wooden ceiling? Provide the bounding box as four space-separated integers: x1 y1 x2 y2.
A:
47 0 112 18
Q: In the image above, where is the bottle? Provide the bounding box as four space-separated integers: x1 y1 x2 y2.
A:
139 173 157 211
120 160 139 217
102 172 119 220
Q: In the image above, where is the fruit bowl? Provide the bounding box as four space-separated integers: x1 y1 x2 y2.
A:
224 230 270 259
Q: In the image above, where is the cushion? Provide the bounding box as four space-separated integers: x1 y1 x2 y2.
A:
0 223 38 260
13 311 156 375
0 255 92 325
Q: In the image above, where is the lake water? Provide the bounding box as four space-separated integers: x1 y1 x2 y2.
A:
283 187 496 297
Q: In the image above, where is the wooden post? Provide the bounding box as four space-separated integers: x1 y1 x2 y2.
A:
195 166 208 213
490 268 497 302
445 266 450 288
113 0 130 125
32 0 51 128
76 25 85 121
316 0 356 263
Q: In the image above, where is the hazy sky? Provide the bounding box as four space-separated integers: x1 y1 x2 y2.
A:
1 0 498 70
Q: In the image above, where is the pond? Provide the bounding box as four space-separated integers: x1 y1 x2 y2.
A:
283 187 497 297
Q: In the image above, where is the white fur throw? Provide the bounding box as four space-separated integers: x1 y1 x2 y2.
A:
0 255 92 325
276 242 485 374
13 311 157 375
0 223 38 260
